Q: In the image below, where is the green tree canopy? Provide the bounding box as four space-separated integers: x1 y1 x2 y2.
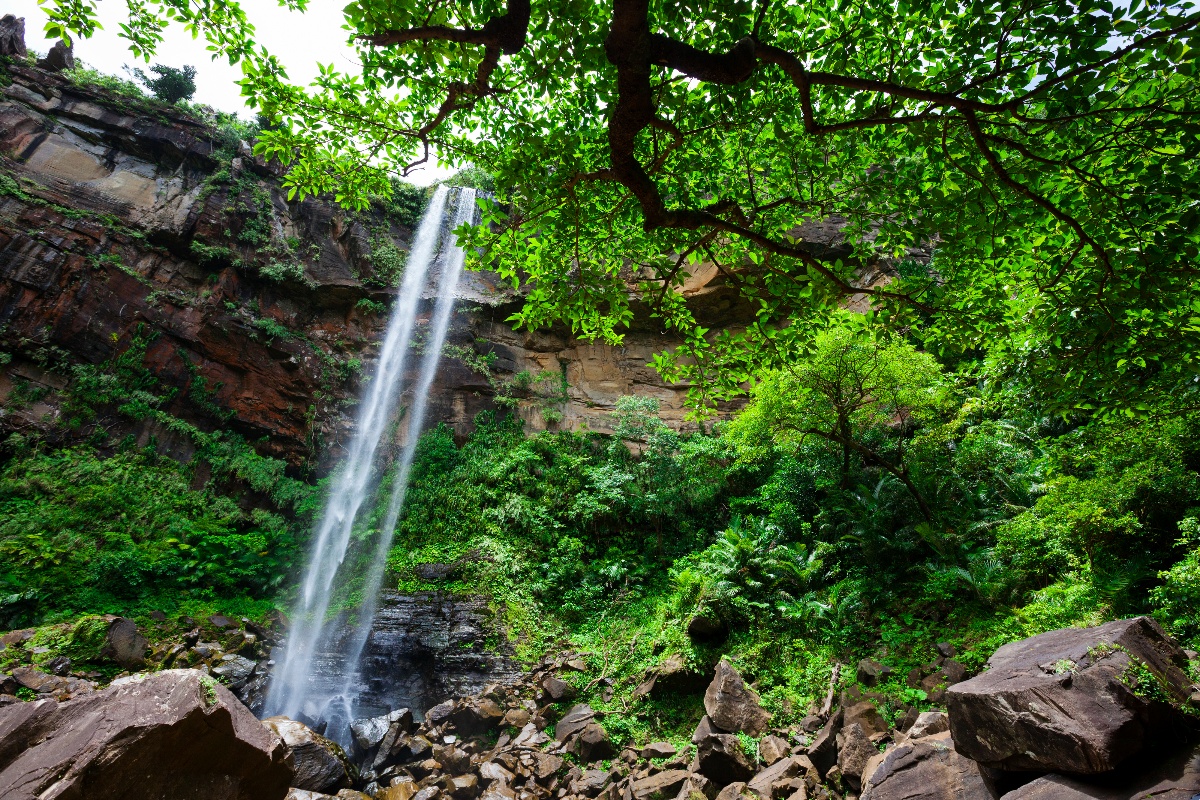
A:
38 0 1200 414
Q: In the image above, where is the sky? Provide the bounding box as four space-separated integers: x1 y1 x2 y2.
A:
6 0 452 184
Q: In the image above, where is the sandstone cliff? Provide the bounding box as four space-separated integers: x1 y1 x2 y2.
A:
0 52 746 481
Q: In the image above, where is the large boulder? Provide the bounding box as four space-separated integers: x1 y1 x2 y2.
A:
0 14 25 57
696 731 755 786
0 669 292 800
703 661 771 737
998 741 1200 799
946 617 1193 774
836 722 877 791
860 732 994 800
263 717 348 793
100 616 150 669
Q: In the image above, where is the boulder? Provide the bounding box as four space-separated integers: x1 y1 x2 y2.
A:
946 616 1193 773
0 15 26 58
836 723 876 791
692 715 726 743
425 700 455 725
997 741 1200 799
263 716 348 794
860 732 993 800
675 772 716 800
844 700 888 737
713 782 754 800
696 732 755 786
856 659 893 687
0 669 292 800
36 40 74 71
350 708 413 756
100 616 149 668
807 708 842 777
906 711 948 740
756 735 790 766
212 654 257 690
631 769 690 800
556 704 597 741
746 755 803 800
449 698 504 735
704 662 771 737
643 742 678 759
542 676 577 702
574 721 616 761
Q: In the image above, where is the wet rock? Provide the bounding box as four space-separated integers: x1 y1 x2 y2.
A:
351 708 414 756
946 616 1193 773
426 700 456 725
703 662 771 737
213 654 258 690
264 716 349 794
450 698 504 736
860 732 992 800
0 669 291 799
905 712 948 740
631 769 690 799
101 616 149 668
0 14 26 57
696 732 754 786
643 742 678 760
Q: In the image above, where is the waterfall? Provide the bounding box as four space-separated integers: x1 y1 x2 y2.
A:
265 186 476 740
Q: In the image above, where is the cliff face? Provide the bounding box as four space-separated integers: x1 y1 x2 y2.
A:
0 55 742 478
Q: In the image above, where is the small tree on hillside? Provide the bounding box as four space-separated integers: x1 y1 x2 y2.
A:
131 64 196 104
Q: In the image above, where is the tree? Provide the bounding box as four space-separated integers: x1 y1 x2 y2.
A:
727 320 946 520
40 0 1200 414
131 64 197 104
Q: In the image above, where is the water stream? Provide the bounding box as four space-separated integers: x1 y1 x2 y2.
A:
265 186 476 741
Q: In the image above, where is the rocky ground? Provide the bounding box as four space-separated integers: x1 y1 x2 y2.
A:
0 615 1197 799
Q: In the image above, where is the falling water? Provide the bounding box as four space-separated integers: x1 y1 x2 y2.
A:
265 186 476 738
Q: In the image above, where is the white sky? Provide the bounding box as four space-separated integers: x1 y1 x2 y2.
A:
5 0 452 184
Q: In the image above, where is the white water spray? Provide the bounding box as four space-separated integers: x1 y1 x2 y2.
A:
266 186 476 735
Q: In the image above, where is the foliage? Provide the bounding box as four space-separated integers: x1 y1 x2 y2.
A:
0 445 296 623
130 64 197 104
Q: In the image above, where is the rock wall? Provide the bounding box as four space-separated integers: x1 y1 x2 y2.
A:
0 53 745 481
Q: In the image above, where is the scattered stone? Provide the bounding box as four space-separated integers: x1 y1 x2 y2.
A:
449 698 504 735
905 712 948 740
100 616 149 668
631 769 690 799
209 614 235 629
747 755 803 800
541 676 577 702
503 708 530 728
946 616 1193 773
860 732 992 800
806 709 842 777
836 723 876 791
935 643 956 659
843 701 887 737
713 782 752 800
426 701 455 725
755 735 790 767
703 662 771 737
264 716 349 794
480 762 515 783
351 708 413 756
44 655 71 676
856 659 893 687
575 722 616 761
213 654 258 689
642 742 678 760
696 731 754 786
0 669 291 799
513 722 550 748
555 704 597 741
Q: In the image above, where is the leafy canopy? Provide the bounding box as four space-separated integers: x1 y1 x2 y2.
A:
38 0 1200 414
